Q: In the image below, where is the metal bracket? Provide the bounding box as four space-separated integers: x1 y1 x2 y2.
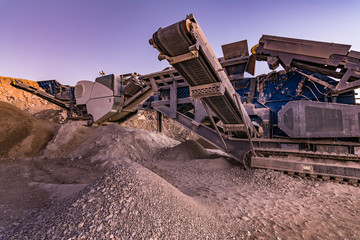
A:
191 120 201 127
190 82 225 98
334 68 360 94
158 50 199 65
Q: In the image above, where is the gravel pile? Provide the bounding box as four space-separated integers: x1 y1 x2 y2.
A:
157 140 221 161
1 160 229 240
33 109 67 124
121 111 198 142
40 122 179 166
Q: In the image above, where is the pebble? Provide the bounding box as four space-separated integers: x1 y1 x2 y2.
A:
105 214 113 221
96 224 103 232
3 138 347 240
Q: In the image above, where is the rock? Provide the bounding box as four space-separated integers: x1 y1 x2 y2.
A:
105 214 113 221
96 224 103 232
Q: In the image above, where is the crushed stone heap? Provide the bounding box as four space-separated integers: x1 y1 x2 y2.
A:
1 160 226 240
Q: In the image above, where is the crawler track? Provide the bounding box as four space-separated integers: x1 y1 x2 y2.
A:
284 171 360 186
252 148 360 184
256 148 360 162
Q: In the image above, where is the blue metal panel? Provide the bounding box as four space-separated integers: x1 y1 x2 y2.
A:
150 69 357 138
37 80 62 96
233 71 356 137
37 80 61 90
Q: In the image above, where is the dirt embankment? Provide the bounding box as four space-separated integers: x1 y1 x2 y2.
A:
0 76 60 114
0 101 58 159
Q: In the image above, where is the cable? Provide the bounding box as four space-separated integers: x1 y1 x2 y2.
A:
304 85 319 101
307 78 328 96
298 94 313 101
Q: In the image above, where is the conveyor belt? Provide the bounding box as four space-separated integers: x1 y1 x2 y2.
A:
108 85 153 122
11 79 70 109
150 14 255 138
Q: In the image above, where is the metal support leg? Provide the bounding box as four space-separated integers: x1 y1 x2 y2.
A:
201 100 230 152
234 94 257 157
170 83 177 118
157 111 162 133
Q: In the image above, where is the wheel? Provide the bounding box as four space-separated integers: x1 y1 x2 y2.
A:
242 150 252 169
86 118 94 127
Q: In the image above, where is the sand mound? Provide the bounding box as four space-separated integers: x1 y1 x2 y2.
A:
122 111 198 142
158 140 222 161
40 122 179 166
1 160 227 239
0 122 179 228
33 109 67 124
0 101 57 158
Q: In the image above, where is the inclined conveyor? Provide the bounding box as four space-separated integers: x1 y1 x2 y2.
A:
150 14 256 139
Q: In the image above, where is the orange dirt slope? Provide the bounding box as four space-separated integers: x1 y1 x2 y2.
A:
0 101 58 159
0 76 59 114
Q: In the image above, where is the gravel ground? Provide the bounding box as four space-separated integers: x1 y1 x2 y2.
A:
1 111 359 239
0 160 247 240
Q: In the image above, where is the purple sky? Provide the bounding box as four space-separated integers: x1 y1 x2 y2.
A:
0 0 359 85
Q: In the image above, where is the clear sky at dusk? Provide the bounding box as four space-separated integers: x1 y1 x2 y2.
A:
0 0 359 85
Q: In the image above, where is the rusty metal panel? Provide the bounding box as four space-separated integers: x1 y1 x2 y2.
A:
260 35 351 59
348 50 360 59
278 101 360 138
221 40 249 60
245 54 256 75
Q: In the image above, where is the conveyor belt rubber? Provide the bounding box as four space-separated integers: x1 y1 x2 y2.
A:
151 15 254 137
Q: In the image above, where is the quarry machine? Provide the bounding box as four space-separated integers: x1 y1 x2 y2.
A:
11 79 75 112
11 73 153 125
146 14 360 184
74 73 152 124
10 14 360 183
